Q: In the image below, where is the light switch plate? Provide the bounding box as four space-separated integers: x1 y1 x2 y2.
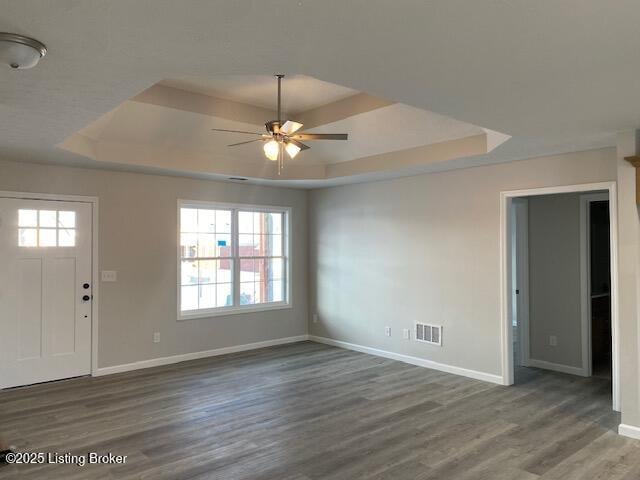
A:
101 270 117 282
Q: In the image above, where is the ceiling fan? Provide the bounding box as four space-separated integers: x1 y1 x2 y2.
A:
211 74 348 174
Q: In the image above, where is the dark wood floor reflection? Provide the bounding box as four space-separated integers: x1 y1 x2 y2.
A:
0 341 636 479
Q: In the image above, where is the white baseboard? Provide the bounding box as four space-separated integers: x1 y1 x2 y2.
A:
94 335 310 376
308 335 504 385
619 424 640 440
527 358 588 377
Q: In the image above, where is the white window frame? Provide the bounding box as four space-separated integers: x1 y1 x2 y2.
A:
177 200 291 320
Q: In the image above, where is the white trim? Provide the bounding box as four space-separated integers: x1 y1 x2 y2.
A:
94 335 309 376
619 424 640 440
499 181 620 412
580 192 609 378
176 199 292 320
309 335 505 385
512 198 530 367
178 303 292 321
527 358 588 377
0 190 100 379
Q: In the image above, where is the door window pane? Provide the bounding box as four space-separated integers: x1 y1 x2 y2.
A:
18 209 37 227
39 229 57 247
58 229 76 247
58 211 76 228
18 228 37 247
39 210 57 227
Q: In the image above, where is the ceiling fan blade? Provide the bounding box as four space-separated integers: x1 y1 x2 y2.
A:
211 128 264 135
227 139 263 147
280 120 304 135
293 133 348 141
288 138 310 151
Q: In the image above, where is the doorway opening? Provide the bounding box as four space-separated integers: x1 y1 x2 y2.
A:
501 182 619 411
585 194 612 380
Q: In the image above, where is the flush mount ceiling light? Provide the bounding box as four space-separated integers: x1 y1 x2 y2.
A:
211 74 349 174
0 33 47 70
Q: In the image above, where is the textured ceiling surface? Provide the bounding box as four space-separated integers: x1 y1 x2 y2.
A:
1 1 636 187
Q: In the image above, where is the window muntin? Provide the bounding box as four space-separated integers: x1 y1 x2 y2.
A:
179 203 288 317
18 209 76 247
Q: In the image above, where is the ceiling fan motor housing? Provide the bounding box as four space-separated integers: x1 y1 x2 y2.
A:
265 120 281 134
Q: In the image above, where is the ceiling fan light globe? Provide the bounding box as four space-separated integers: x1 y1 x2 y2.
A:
263 139 279 161
285 142 301 159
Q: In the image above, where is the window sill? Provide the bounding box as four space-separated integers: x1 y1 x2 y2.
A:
178 302 292 321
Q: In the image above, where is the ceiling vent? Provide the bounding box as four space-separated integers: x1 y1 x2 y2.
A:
415 322 442 346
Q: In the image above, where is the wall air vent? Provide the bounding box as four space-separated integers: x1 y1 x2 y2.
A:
415 322 442 346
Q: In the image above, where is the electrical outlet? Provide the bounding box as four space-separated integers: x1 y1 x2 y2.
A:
549 335 557 347
403 328 410 340
312 313 319 323
153 332 160 344
385 326 391 337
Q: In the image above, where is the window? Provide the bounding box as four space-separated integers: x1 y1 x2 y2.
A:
18 209 76 247
179 201 289 319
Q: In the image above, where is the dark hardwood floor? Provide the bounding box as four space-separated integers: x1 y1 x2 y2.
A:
0 341 636 479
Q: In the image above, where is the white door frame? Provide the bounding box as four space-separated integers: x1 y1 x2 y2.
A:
500 181 620 411
511 198 530 367
0 191 100 378
580 192 611 378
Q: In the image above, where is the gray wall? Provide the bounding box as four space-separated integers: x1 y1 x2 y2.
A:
615 132 640 428
308 148 617 377
0 159 308 368
527 193 583 369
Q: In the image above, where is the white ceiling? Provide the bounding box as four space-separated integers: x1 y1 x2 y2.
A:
160 75 359 114
68 91 487 167
1 1 637 188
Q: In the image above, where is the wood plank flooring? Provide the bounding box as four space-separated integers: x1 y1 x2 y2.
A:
0 341 636 479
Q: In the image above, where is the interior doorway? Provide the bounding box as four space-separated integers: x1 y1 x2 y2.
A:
501 182 619 411
583 193 612 379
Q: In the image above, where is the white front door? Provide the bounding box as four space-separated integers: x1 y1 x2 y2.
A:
0 198 92 389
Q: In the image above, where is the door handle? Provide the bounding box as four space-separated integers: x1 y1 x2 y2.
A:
82 295 91 302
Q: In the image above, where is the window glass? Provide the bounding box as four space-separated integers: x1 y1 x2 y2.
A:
18 209 76 247
179 205 287 315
